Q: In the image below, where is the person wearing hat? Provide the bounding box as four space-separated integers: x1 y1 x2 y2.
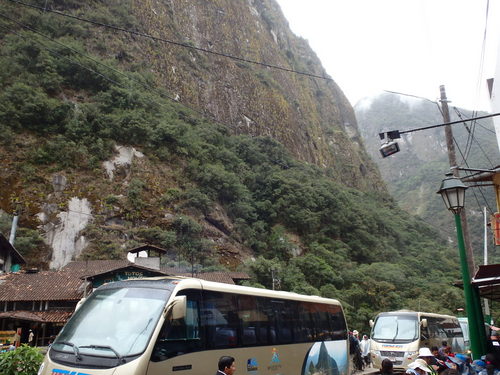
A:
418 347 440 375
407 359 433 375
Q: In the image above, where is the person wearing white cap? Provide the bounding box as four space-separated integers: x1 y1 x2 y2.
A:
418 347 439 375
407 359 433 375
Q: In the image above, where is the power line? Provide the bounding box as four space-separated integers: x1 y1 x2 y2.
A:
396 112 500 135
0 18 127 86
452 136 495 215
0 11 260 136
472 0 490 111
0 12 176 103
382 90 438 104
454 107 495 168
4 0 334 82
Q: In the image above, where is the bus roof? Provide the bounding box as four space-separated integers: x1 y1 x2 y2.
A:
376 310 457 320
107 276 342 305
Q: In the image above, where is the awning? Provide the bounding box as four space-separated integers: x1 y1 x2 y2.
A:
472 264 500 301
0 310 73 323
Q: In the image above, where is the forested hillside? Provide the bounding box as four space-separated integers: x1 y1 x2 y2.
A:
0 0 468 331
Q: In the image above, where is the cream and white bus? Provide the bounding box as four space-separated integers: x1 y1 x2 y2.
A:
38 277 349 375
369 310 465 370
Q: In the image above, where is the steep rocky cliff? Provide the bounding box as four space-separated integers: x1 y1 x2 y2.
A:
94 0 383 191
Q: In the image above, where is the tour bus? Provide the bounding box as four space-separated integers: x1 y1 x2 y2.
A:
38 277 350 375
369 310 465 370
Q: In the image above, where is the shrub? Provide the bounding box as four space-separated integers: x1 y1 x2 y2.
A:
0 83 71 133
127 178 145 210
0 344 44 375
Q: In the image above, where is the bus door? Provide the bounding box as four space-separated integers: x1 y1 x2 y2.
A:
149 288 203 372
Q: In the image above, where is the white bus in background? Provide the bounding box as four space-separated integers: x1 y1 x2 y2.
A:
369 310 465 370
38 277 350 375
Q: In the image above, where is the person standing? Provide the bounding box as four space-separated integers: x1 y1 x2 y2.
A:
438 341 448 357
216 356 236 375
360 335 371 367
28 329 34 346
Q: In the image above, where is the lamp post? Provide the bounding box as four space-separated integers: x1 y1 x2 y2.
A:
437 173 487 359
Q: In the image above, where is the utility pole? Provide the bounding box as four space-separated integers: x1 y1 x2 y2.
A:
439 85 475 276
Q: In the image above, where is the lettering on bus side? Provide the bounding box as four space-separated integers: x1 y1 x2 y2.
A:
51 369 92 375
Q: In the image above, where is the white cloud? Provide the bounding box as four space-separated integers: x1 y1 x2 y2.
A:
276 0 500 111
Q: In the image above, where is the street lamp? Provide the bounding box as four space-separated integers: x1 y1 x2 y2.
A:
437 173 487 359
437 172 467 214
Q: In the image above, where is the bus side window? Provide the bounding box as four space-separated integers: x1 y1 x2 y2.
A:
328 305 347 340
151 290 202 362
296 302 314 342
202 291 238 348
238 295 260 346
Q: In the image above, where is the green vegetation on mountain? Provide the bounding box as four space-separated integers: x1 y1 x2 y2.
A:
0 0 472 331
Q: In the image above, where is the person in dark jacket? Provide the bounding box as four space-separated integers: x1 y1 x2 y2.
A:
217 356 236 375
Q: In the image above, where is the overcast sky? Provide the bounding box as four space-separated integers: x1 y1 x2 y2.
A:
276 0 499 111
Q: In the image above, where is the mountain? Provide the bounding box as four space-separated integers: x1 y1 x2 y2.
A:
355 92 500 264
0 0 470 330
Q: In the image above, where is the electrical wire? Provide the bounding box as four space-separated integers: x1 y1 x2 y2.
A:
474 122 498 134
0 13 181 104
383 90 438 104
452 136 495 214
0 11 267 138
454 107 495 168
0 21 124 88
472 0 490 111
3 0 334 82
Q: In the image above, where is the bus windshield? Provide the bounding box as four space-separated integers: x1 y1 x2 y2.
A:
372 315 419 342
52 286 170 363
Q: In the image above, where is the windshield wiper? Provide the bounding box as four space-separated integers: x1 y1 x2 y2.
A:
57 341 82 361
127 317 153 353
392 321 399 342
79 344 125 365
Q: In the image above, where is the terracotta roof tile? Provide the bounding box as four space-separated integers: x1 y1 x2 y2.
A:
0 271 84 301
0 310 73 323
227 272 251 280
61 259 130 277
177 272 237 284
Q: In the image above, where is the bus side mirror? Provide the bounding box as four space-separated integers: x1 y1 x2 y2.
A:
75 298 86 311
369 319 374 328
421 318 428 328
171 295 187 320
